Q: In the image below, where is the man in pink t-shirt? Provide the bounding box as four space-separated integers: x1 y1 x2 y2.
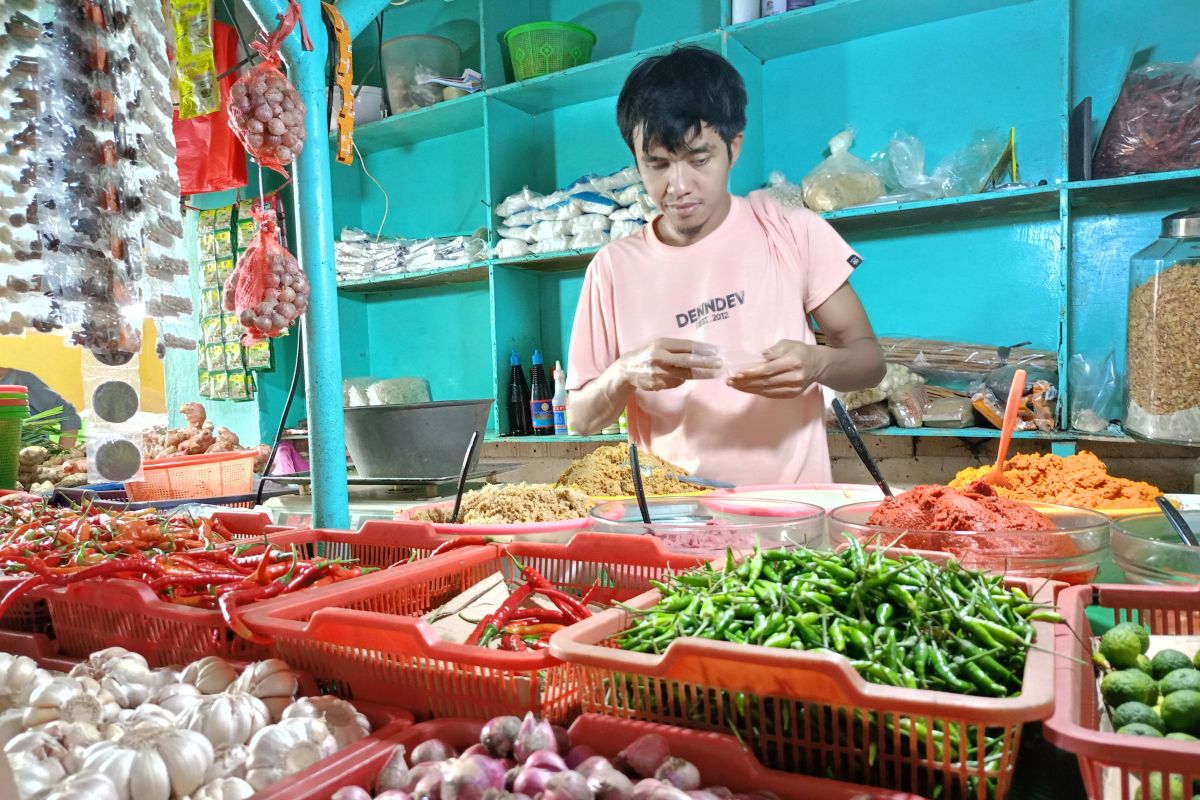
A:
567 48 885 485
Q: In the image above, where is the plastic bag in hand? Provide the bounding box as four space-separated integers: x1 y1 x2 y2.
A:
223 208 309 342
1093 58 1200 178
801 129 884 212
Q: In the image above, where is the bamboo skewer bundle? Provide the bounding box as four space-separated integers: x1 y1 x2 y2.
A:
814 334 1057 375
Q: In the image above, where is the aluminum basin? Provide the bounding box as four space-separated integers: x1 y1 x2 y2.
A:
343 399 493 478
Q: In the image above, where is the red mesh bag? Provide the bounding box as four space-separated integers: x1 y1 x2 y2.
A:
223 208 309 343
226 0 311 174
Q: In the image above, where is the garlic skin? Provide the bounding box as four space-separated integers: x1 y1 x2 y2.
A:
186 776 255 800
27 720 103 772
115 704 177 731
0 708 25 747
100 660 160 709
376 744 409 791
81 722 214 800
282 696 370 749
245 717 337 791
30 771 120 800
0 654 50 711
9 751 67 799
152 682 203 716
229 659 298 722
181 657 238 695
177 692 270 748
23 676 118 728
204 743 249 783
5 728 69 765
68 648 149 682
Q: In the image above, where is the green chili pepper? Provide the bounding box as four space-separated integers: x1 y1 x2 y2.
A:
763 631 792 648
929 644 974 694
876 602 894 626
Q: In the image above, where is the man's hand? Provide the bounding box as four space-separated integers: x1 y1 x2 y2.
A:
618 338 721 392
726 340 826 399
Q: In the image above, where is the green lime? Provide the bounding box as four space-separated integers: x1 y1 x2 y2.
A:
1102 623 1151 669
1119 722 1165 737
1102 669 1161 708
1133 775 1185 800
1113 702 1166 733
1153 650 1195 680
1138 654 1155 675
1161 669 1200 697
1161 689 1200 735
1166 732 1200 742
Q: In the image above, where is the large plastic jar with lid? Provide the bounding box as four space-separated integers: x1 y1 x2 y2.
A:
1124 207 1200 445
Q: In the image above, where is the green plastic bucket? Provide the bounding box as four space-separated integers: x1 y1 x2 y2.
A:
504 21 596 81
0 400 28 490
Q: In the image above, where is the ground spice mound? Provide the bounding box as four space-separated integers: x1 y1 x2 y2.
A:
410 483 594 524
866 483 1056 532
949 451 1161 510
555 443 695 496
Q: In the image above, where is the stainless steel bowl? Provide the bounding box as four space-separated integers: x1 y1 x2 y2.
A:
343 399 493 478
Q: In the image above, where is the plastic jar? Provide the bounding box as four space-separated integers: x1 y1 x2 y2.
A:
1125 207 1200 445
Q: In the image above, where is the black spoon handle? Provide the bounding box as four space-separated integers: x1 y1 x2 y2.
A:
831 398 894 499
629 442 652 524
450 431 481 524
1157 495 1198 547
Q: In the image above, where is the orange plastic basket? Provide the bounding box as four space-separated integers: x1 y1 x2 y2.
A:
1044 584 1200 800
244 534 711 722
549 576 1058 800
40 520 440 666
124 450 257 502
264 715 929 800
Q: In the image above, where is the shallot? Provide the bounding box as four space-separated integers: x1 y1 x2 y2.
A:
228 61 307 171
655 758 700 792
412 738 456 764
543 770 593 800
524 750 568 773
618 735 670 779
514 713 557 763
481 716 521 758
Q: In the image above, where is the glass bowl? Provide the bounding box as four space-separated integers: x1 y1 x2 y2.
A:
1112 510 1200 585
588 496 825 556
827 500 1111 585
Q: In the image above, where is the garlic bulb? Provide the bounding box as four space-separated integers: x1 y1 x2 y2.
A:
282 696 370 749
31 772 121 800
23 676 118 728
187 777 255 800
0 654 50 711
100 660 160 709
81 721 214 800
31 771 121 800
245 717 337 791
151 682 202 716
115 704 176 730
68 648 149 682
5 728 69 764
181 657 238 695
0 708 25 747
10 751 66 799
30 720 103 772
204 744 249 782
229 659 298 722
178 692 270 748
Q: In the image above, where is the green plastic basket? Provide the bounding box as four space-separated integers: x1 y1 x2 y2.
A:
504 21 596 81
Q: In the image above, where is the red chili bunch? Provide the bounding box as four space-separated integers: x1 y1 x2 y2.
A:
470 555 595 652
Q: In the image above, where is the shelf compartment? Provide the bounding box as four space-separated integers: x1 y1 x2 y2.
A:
487 433 625 443
729 0 1036 61
493 247 600 273
342 93 486 152
1066 168 1200 208
338 263 489 292
823 184 1060 230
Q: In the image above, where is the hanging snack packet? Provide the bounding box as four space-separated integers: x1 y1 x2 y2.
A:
227 0 312 173
223 208 309 342
171 0 219 119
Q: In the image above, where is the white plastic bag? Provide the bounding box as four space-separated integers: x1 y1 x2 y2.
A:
801 129 885 212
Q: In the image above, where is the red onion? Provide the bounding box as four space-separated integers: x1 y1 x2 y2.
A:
331 788 372 800
588 767 635 800
442 756 501 800
687 792 724 800
654 759 700 792
376 793 413 800
552 725 571 754
523 751 568 773
513 767 554 797
414 771 444 800
228 62 307 170
648 787 691 800
566 746 600 770
633 779 664 800
505 766 521 791
464 755 508 790
514 712 557 762
481 716 522 758
463 744 491 758
378 746 410 792
618 735 670 779
574 756 613 779
543 770 594 800
404 764 443 793
413 740 456 764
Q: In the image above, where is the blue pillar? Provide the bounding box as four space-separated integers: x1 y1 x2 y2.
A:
241 0 391 528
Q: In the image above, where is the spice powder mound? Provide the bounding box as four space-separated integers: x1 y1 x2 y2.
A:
1127 261 1200 415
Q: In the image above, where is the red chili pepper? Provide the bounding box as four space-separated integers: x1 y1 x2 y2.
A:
475 583 534 647
504 622 565 636
498 633 528 651
504 607 569 625
429 536 492 558
0 575 47 621
148 573 246 593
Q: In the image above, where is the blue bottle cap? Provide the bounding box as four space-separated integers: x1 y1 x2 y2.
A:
510 350 521 366
532 350 543 365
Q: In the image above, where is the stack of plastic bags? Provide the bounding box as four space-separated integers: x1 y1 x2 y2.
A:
335 229 490 281
493 166 657 259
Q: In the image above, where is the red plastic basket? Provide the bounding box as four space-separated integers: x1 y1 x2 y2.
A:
1044 584 1200 800
211 509 294 538
38 520 441 666
124 450 258 502
549 576 1058 800
264 715 928 800
244 534 711 722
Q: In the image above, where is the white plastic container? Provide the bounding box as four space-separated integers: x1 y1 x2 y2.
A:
380 35 462 113
328 85 384 131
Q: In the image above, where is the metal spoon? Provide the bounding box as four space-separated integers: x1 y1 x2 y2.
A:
1157 496 1198 547
450 431 481 524
628 442 652 523
831 398 894 499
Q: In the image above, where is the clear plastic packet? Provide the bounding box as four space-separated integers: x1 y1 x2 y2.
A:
496 187 544 217
923 396 975 428
1093 57 1200 178
170 0 219 119
572 229 610 249
872 130 1008 202
366 377 431 406
801 128 885 212
887 384 928 429
825 401 891 431
343 377 373 407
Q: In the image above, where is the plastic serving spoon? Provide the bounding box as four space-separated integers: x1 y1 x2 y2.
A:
831 398 894 499
450 431 481 524
980 368 1027 489
628 442 652 523
1157 495 1199 547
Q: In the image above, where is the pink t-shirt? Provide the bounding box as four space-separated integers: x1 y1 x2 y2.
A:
567 190 860 485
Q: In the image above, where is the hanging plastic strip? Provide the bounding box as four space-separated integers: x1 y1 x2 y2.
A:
322 1 356 165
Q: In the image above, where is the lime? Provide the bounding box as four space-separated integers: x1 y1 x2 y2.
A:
1153 650 1194 681
1102 669 1161 708
1133 775 1185 800
1138 655 1155 675
1161 669 1200 697
1120 723 1165 737
1113 702 1166 733
1161 689 1200 736
1102 623 1151 669
1166 732 1200 742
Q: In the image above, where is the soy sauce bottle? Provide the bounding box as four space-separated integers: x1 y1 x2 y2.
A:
529 350 553 436
507 350 533 436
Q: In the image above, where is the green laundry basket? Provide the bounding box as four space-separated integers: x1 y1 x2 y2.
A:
504 21 596 81
0 397 29 490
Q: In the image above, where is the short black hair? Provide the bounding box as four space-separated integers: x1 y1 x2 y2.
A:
617 46 747 157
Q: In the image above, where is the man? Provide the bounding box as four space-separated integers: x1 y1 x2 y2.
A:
0 367 81 448
566 47 885 485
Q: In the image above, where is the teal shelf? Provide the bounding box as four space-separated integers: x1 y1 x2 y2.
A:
492 247 600 273
728 0 1033 61
1066 168 1200 208
337 262 489 292
823 184 1060 230
488 433 625 443
344 93 485 150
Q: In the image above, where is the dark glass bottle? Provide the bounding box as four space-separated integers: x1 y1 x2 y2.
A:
507 350 532 436
529 349 553 436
